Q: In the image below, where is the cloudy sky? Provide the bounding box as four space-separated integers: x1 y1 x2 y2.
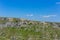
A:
0 0 60 22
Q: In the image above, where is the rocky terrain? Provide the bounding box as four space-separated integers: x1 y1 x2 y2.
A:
0 17 60 40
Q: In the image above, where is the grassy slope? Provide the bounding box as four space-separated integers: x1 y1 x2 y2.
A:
0 23 60 40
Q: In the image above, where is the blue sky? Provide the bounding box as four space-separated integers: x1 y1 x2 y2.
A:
0 0 60 22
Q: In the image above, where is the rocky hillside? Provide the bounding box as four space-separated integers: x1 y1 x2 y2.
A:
0 17 60 40
0 17 60 28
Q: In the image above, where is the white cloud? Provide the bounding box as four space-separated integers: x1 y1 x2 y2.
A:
42 15 57 18
56 2 60 4
26 14 33 17
43 16 50 18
